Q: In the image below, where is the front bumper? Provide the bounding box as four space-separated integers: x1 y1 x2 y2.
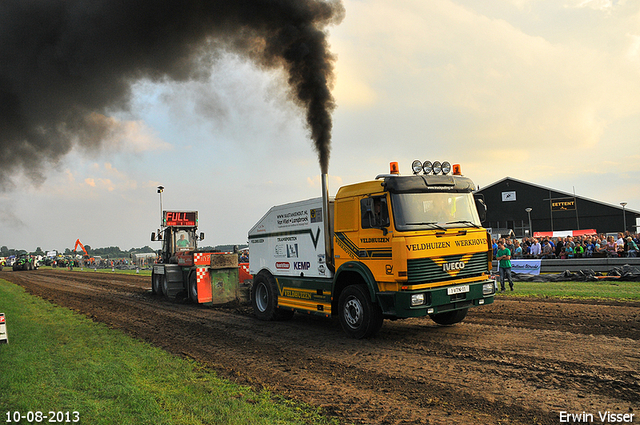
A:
377 279 495 318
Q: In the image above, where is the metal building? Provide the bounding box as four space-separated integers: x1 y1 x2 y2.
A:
475 177 640 238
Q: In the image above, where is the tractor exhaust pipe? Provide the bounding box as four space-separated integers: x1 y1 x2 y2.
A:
322 173 334 273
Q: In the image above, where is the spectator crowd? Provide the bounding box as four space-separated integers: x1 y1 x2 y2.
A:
492 231 639 259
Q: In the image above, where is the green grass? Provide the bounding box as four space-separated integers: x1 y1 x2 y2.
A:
496 279 640 301
0 280 336 425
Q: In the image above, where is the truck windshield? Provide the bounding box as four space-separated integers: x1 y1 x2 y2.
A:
391 192 481 231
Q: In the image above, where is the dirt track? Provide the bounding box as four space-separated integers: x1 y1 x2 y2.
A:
2 269 639 425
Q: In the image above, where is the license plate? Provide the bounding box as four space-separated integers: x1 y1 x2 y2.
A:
447 285 469 295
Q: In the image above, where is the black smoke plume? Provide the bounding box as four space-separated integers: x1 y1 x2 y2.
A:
0 0 344 189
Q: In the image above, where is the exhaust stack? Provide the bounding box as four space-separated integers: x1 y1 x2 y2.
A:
322 173 334 273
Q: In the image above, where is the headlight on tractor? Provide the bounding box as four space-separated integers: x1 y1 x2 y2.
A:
411 293 426 306
483 283 495 295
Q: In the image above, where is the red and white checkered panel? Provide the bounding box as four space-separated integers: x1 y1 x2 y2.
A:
239 262 252 282
194 252 212 266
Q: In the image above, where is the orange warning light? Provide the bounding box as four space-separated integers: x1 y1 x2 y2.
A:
390 162 400 174
452 164 462 175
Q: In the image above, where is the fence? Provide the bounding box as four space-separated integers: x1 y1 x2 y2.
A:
493 257 640 274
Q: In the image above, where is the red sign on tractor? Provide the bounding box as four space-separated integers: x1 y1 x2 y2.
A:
163 211 198 227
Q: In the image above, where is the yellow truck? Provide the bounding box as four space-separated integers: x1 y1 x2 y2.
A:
248 160 495 338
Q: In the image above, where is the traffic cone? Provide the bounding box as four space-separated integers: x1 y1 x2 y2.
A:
0 313 8 344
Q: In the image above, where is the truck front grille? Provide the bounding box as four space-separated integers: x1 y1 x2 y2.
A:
407 251 488 284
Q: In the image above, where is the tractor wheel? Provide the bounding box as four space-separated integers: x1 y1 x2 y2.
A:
188 272 199 303
251 273 293 321
161 275 169 298
338 285 383 339
429 308 468 325
151 273 162 295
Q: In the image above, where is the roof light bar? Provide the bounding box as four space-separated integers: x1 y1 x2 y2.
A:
410 160 455 175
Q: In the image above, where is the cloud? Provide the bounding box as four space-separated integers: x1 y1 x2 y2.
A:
0 205 26 229
565 0 627 11
334 0 640 159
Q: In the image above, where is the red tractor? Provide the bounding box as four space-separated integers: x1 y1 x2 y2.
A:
151 211 251 304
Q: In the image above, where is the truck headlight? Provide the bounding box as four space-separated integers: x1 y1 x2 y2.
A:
411 293 426 306
483 283 495 295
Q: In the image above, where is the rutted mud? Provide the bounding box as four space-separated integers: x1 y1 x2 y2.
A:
2 269 639 425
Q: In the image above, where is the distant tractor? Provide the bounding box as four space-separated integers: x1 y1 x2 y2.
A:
151 211 251 305
12 254 37 271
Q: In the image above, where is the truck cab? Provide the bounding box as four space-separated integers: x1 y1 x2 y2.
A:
333 163 493 325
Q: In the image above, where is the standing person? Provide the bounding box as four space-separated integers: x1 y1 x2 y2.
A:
530 238 542 258
496 240 514 292
513 240 523 258
616 233 625 257
555 237 564 258
606 236 618 257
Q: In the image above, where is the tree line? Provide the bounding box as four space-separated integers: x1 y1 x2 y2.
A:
1 244 247 258
1 245 155 258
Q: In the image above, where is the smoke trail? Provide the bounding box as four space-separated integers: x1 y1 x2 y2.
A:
0 0 343 189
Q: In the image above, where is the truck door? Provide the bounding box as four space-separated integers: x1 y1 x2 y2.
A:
358 195 393 281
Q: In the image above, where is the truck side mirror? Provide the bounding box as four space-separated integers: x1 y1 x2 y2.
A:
151 232 156 241
200 232 205 241
474 196 487 222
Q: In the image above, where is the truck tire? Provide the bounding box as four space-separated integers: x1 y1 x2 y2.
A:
338 285 383 339
188 272 198 303
251 273 293 321
429 308 468 325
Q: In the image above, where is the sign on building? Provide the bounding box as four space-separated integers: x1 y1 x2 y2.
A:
551 198 576 211
502 191 516 202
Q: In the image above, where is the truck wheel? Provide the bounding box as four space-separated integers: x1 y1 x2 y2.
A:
188 272 198 303
251 273 293 321
429 308 468 325
338 285 383 339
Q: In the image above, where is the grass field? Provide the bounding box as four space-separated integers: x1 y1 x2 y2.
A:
0 279 336 425
495 279 640 301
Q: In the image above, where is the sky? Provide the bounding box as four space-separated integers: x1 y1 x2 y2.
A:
2 0 640 253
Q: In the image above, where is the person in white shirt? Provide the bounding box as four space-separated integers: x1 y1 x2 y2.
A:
530 238 542 258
